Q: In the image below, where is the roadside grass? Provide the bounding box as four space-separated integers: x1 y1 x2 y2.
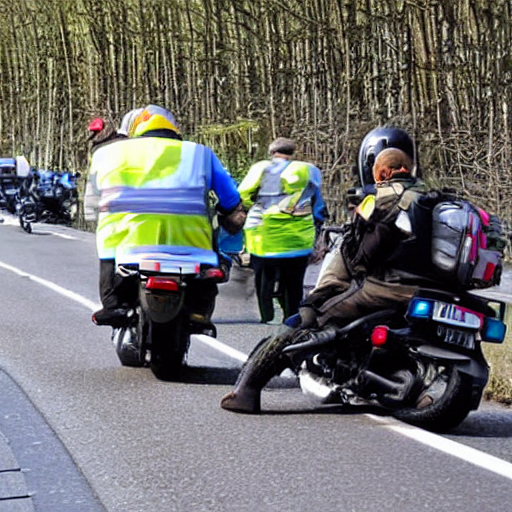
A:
484 306 512 405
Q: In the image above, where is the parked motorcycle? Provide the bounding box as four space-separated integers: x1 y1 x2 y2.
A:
17 169 79 233
110 249 226 380
275 287 506 432
0 157 21 214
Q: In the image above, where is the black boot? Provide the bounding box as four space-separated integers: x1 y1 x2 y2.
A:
221 326 299 413
92 307 130 328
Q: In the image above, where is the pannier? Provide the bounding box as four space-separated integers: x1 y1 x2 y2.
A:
431 200 504 289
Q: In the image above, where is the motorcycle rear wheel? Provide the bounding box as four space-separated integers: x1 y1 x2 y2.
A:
392 366 473 433
149 316 190 381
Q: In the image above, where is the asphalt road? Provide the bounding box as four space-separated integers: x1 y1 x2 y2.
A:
0 216 511 512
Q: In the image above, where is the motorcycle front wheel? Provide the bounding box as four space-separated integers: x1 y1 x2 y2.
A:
18 211 32 233
392 365 473 433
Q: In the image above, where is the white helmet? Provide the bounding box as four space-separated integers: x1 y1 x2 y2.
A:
117 108 144 137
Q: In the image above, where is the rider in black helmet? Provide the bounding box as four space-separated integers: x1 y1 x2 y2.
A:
221 126 440 414
358 126 418 190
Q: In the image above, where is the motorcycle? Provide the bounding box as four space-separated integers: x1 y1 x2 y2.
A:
0 158 21 214
275 287 506 432
110 249 226 380
17 169 79 233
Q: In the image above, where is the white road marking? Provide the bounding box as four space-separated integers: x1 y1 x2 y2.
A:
38 230 78 240
0 216 19 226
2 257 511 480
0 260 100 311
368 414 512 480
0 215 77 239
192 334 248 362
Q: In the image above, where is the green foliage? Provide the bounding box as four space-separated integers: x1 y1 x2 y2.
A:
484 307 512 405
192 119 262 183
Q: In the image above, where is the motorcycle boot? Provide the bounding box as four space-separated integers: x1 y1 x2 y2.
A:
221 325 300 413
92 307 130 328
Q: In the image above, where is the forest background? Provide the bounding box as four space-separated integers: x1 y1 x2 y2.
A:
1 0 511 224
0 0 511 402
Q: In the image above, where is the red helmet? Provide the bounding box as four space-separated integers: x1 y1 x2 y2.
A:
88 118 105 133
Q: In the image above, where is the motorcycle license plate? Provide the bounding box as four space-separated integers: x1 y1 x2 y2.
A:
432 301 481 329
436 325 475 349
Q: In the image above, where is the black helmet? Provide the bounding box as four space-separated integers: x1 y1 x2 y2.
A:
357 127 416 192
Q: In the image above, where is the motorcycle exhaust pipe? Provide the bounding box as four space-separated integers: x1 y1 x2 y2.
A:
298 369 347 404
360 370 411 399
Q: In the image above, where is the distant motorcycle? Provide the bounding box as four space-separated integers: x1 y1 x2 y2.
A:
17 169 79 233
109 248 226 380
0 158 21 214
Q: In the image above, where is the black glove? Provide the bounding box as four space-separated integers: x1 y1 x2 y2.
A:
299 306 318 329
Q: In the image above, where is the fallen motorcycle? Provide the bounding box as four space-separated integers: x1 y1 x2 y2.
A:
109 249 225 380
277 287 506 432
17 169 79 233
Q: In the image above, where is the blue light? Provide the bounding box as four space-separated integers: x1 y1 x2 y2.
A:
482 318 507 343
409 299 433 318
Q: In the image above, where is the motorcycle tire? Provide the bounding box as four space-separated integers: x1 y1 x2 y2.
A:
113 327 146 368
149 316 190 381
392 366 473 433
19 213 32 234
113 309 148 368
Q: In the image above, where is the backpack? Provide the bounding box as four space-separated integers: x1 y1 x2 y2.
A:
431 200 504 289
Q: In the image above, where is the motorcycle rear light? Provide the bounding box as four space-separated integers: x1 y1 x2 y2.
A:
482 317 507 343
145 277 179 291
204 268 225 280
371 326 388 346
408 299 433 319
483 262 496 283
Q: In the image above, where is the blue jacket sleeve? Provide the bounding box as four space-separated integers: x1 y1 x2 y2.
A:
308 166 329 224
210 150 241 213
312 187 329 224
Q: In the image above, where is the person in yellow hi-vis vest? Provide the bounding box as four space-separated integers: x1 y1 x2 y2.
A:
85 105 243 328
238 138 328 324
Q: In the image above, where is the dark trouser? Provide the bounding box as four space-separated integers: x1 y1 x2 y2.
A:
99 259 137 310
315 276 419 327
99 258 218 318
251 255 309 323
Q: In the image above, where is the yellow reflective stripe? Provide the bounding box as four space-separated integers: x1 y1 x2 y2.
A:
244 214 315 257
356 194 376 221
96 212 213 260
238 160 269 208
93 138 182 189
